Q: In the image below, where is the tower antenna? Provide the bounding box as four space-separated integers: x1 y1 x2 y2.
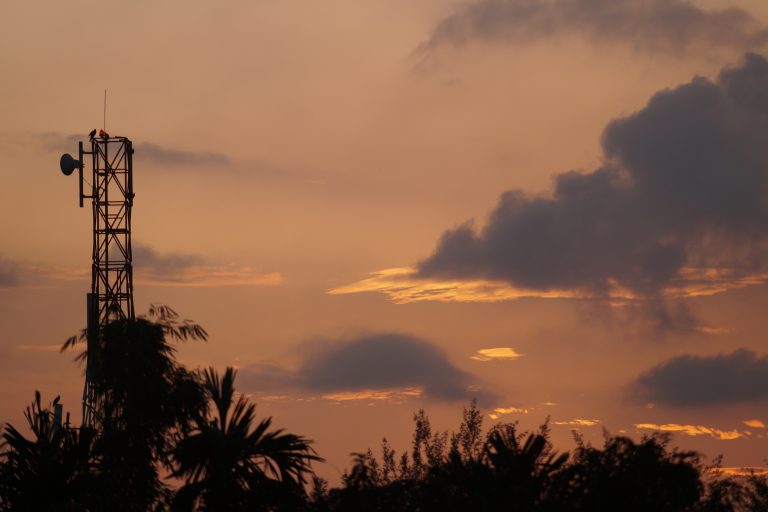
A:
103 89 107 132
59 128 135 427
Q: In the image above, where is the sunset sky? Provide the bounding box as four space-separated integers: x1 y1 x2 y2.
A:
3 0 768 482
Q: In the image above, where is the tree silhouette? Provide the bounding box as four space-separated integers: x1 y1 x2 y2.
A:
482 422 568 510
0 392 98 511
319 404 759 512
84 315 207 510
555 432 702 512
171 367 322 511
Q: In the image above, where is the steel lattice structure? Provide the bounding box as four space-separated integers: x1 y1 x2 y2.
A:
65 134 135 426
88 136 135 325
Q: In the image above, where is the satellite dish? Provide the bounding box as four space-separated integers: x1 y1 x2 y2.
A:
60 153 82 176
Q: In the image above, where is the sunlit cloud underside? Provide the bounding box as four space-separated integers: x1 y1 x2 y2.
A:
321 387 424 403
554 419 600 427
711 467 768 477
26 265 282 288
328 267 768 304
488 406 529 420
256 388 425 405
471 347 523 361
635 423 744 440
137 268 282 287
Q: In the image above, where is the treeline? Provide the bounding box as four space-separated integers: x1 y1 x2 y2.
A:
315 402 768 512
0 311 766 511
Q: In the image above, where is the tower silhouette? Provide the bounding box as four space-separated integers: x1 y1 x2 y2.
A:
60 132 135 426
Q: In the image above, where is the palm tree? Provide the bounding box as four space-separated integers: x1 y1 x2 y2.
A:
171 367 322 511
0 392 98 511
60 304 209 510
482 424 569 510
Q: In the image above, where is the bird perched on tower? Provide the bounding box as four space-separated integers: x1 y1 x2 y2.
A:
98 129 110 139
88 129 97 141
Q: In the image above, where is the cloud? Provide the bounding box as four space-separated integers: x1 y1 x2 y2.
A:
238 333 494 403
0 257 23 287
635 423 743 440
633 349 768 407
327 266 585 303
713 467 768 477
15 344 62 353
26 132 229 167
0 246 278 288
37 132 81 153
488 406 528 419
134 244 205 276
744 419 766 429
136 142 230 167
133 243 280 287
320 388 424 403
553 418 600 427
416 54 768 310
470 347 523 361
420 0 768 57
329 268 764 313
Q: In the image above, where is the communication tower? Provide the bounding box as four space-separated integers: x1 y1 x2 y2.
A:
60 131 135 426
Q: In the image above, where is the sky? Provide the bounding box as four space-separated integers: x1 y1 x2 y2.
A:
2 0 768 483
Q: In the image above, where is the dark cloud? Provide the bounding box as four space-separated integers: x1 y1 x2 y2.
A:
418 54 768 306
136 142 230 167
632 349 768 406
133 243 204 279
0 257 22 287
421 0 768 57
239 333 493 403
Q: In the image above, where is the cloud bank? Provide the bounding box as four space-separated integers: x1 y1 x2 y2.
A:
633 349 768 407
418 54 768 304
422 0 768 56
239 333 493 403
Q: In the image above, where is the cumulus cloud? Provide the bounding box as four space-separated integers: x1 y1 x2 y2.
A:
421 0 768 57
418 54 768 311
633 349 768 407
238 333 494 403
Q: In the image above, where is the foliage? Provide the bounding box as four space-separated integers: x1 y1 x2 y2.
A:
1 307 319 511
0 393 98 511
317 405 768 512
171 367 322 511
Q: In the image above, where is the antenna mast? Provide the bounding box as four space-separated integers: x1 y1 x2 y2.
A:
60 130 135 426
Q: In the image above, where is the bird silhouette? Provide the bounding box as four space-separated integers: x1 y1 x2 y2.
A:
88 128 97 141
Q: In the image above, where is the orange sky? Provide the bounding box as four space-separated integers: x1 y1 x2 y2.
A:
3 0 768 483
